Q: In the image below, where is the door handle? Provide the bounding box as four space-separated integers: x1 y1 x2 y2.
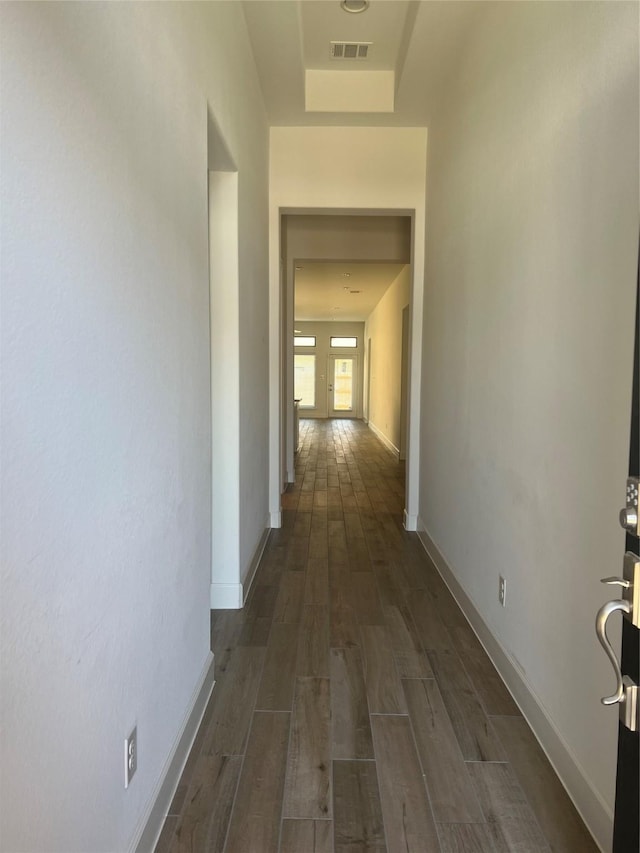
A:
595 554 640 730
595 598 632 704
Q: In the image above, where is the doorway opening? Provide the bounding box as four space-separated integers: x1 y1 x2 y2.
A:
277 210 421 529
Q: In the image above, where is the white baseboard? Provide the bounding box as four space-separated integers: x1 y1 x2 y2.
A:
415 519 611 853
270 510 282 528
210 582 243 609
367 420 400 458
403 509 417 531
132 652 216 853
241 523 270 604
210 523 270 610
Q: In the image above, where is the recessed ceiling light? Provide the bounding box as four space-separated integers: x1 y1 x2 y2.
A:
341 0 369 13
342 272 351 277
295 266 303 271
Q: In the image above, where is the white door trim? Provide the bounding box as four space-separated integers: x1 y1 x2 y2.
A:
269 207 424 532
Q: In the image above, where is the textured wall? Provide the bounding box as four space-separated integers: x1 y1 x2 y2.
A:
0 3 268 850
365 266 410 453
419 2 638 844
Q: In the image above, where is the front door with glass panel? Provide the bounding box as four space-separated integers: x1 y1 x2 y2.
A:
328 355 357 418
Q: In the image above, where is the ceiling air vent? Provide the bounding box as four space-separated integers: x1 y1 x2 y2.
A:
330 41 371 60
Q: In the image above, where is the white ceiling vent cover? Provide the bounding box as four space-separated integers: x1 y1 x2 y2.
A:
330 42 371 60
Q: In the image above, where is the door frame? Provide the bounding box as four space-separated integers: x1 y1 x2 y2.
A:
612 250 639 852
269 207 424 531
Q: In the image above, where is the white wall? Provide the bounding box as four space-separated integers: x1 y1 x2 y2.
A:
365 266 410 454
419 2 638 848
270 127 427 527
0 3 268 851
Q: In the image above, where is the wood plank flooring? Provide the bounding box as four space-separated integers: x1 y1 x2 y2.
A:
156 419 597 853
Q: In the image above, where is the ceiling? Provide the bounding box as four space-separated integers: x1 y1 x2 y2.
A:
242 0 479 126
295 261 407 321
243 1 477 319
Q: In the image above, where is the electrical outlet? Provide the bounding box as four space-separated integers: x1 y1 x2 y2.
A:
124 726 137 789
498 575 506 607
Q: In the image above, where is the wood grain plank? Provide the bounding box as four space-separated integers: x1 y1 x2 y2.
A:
297 605 330 677
408 589 454 651
428 650 506 761
333 760 386 853
298 492 315 512
460 644 520 717
402 679 484 823
373 565 407 608
238 615 272 647
466 762 550 853
330 595 360 650
384 605 433 678
280 820 333 853
437 822 497 852
370 715 441 853
167 754 241 853
294 512 313 536
201 647 265 756
349 540 374 572
344 512 365 541
305 557 330 605
439 684 506 762
360 625 407 714
351 573 385 625
210 610 244 673
256 622 299 711
283 678 332 819
225 712 290 852
428 649 474 692
490 716 597 851
287 538 310 571
330 647 374 759
245 584 278 620
274 572 306 623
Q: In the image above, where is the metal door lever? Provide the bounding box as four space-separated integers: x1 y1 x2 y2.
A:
595 599 632 704
600 577 631 588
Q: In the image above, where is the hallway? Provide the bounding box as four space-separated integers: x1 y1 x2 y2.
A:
156 420 596 853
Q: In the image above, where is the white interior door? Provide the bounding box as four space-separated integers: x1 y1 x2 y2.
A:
328 355 357 418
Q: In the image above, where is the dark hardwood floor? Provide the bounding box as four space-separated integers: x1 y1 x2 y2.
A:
155 419 597 853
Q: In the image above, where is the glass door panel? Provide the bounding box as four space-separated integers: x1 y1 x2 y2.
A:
328 356 356 417
333 358 353 410
294 354 316 408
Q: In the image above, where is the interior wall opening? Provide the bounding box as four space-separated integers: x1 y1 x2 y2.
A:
280 210 416 525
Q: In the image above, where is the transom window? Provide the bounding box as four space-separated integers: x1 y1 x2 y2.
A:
295 336 316 347
330 336 357 348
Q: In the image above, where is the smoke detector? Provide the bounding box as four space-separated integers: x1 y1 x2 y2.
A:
330 41 371 60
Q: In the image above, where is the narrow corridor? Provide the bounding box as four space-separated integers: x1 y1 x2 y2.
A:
156 420 596 853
